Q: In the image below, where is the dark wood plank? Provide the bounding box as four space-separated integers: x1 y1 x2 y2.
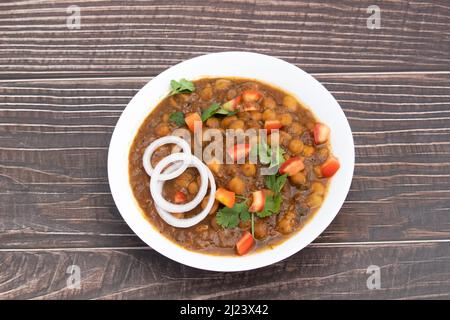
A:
0 242 448 299
0 73 449 248
0 0 449 79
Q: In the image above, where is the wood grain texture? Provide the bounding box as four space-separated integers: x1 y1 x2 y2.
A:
0 0 449 79
0 73 449 249
0 242 448 299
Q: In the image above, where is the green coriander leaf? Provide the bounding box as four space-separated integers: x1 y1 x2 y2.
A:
216 201 250 228
216 207 240 228
257 194 282 218
169 79 195 96
269 146 285 170
201 103 236 122
201 103 221 121
169 111 185 126
265 173 288 194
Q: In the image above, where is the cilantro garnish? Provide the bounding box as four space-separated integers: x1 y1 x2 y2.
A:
250 142 285 169
168 79 195 96
201 103 236 122
216 201 250 229
169 111 185 126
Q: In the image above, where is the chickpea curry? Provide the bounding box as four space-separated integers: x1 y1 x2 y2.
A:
129 77 340 256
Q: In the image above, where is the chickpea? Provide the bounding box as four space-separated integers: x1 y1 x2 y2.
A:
289 122 304 134
290 172 307 187
221 115 237 128
207 159 221 174
175 171 193 188
155 124 170 137
254 219 268 239
279 113 293 126
239 220 251 230
200 85 213 100
241 163 256 177
280 131 292 146
303 145 315 157
289 139 304 154
172 212 185 219
229 119 245 130
306 121 315 130
311 182 325 196
201 196 219 215
263 96 276 109
215 79 232 90
228 177 245 195
307 194 323 208
188 181 199 195
250 111 263 121
226 89 237 100
283 96 297 111
169 97 178 108
206 117 220 128
277 211 296 234
262 109 277 121
247 120 261 129
195 224 209 233
162 113 170 122
314 165 322 178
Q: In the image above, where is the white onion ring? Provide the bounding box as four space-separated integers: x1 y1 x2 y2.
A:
150 153 208 213
142 136 191 181
154 162 216 228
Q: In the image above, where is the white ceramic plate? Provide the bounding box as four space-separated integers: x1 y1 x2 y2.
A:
108 52 355 272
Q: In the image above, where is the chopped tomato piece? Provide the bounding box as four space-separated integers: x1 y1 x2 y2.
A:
227 143 251 162
314 123 330 145
242 90 262 102
236 231 255 256
249 190 266 212
321 156 340 178
222 95 242 111
264 120 283 133
174 191 187 204
184 112 202 133
215 188 236 208
279 156 305 176
242 101 259 111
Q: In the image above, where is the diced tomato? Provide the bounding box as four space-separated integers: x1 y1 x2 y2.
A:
227 143 251 162
320 156 340 178
242 101 259 111
264 120 283 133
174 191 187 204
215 188 236 208
242 90 262 102
249 190 266 212
236 231 255 256
279 156 305 176
222 95 242 111
314 123 330 145
185 112 202 133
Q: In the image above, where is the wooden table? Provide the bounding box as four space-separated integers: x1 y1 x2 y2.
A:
0 0 449 300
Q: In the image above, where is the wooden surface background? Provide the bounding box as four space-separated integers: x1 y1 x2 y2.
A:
0 0 449 299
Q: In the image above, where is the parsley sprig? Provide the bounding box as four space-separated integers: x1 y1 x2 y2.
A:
168 79 195 96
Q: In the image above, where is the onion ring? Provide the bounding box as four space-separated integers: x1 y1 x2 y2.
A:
142 136 191 181
150 153 208 213
154 161 216 228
